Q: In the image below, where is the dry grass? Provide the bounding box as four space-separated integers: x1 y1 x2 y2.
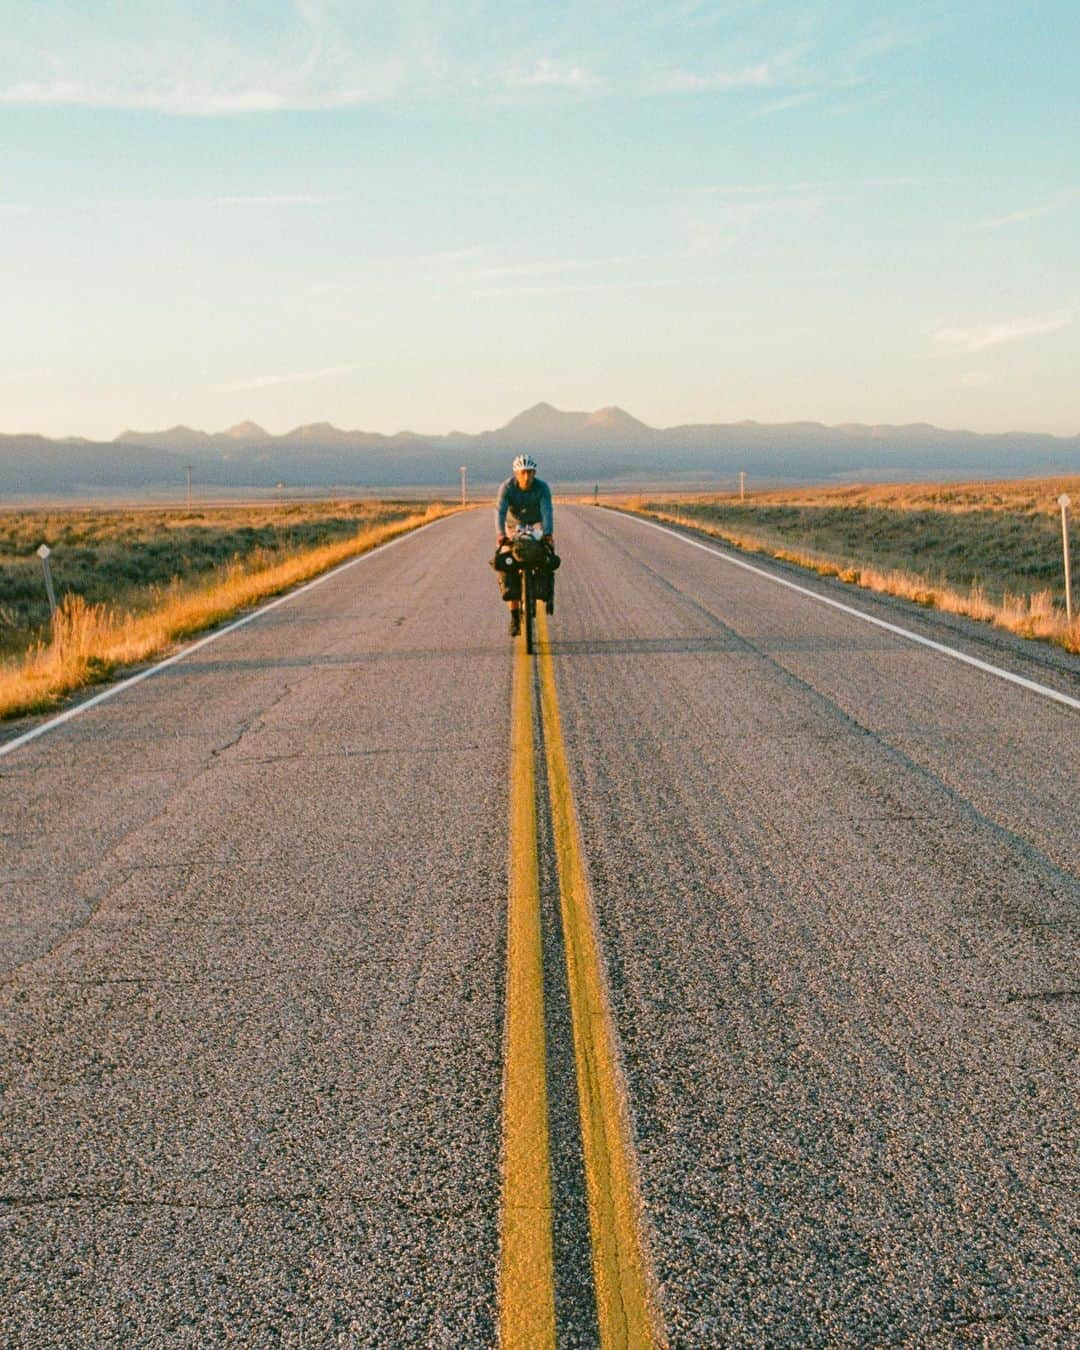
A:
0 504 453 720
680 474 1080 515
622 476 1079 656
0 498 433 655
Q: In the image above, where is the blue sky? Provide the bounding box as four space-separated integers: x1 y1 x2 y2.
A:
2 1 1078 439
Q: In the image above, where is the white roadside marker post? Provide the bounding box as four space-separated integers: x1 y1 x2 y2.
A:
460 465 467 506
739 470 746 501
1059 494 1073 622
36 543 57 620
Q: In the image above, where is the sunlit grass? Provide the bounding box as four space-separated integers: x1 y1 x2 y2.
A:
621 475 1079 656
0 503 453 720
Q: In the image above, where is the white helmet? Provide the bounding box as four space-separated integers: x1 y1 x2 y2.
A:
513 453 537 472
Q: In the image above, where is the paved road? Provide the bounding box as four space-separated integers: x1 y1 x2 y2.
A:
2 505 1077 1344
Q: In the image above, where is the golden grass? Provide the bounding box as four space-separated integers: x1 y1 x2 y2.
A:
626 507 1080 656
0 504 454 721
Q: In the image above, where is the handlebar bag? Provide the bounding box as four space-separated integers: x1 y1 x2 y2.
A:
511 537 547 566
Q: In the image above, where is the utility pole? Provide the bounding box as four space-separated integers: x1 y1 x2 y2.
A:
738 470 746 502
185 465 193 512
1059 494 1073 622
459 465 468 506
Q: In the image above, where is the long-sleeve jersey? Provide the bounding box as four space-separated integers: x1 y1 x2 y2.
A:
495 476 553 537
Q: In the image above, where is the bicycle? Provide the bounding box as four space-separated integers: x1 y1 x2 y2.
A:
508 524 555 655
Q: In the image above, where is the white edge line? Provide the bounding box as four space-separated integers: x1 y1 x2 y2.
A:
620 512 1080 713
0 515 450 761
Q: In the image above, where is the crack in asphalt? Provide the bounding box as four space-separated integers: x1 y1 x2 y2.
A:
33 959 379 987
0 1192 481 1214
209 681 294 758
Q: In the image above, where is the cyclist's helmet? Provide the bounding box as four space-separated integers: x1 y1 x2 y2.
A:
513 453 538 472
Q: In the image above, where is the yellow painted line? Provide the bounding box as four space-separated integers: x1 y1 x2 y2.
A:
499 639 556 1348
536 610 665 1348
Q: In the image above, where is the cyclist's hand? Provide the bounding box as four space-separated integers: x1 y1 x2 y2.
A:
497 534 510 547
543 535 554 547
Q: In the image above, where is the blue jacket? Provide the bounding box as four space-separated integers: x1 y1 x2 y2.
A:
495 476 553 537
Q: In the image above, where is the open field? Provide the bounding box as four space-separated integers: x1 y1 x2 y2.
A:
0 500 453 718
621 474 1080 654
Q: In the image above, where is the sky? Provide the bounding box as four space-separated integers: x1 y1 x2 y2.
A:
2 0 1079 440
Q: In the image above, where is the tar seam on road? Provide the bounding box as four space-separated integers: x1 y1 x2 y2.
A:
0 515 452 763
536 609 665 1348
622 513 1080 713
500 639 557 1348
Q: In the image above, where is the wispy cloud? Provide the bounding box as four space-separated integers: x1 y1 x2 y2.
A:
977 204 1056 230
753 91 817 117
477 275 713 300
934 312 1073 354
309 249 639 296
0 77 405 115
682 187 823 256
114 192 334 209
652 63 773 94
211 364 358 393
498 60 598 93
206 193 333 208
976 189 1079 230
0 7 927 115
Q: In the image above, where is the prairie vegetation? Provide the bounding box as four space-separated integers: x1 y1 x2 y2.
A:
625 475 1079 654
0 500 451 719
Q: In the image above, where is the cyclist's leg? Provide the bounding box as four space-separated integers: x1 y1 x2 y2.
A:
498 563 522 633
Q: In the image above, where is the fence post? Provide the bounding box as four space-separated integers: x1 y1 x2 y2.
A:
36 543 57 620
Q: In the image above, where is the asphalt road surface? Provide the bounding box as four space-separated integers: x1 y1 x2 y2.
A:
1 505 1077 1346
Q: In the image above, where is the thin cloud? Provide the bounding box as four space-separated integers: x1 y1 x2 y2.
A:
91 192 336 210
934 313 1073 354
976 190 1080 229
0 74 406 116
860 175 922 188
653 63 772 94
699 182 820 196
478 275 712 300
207 193 333 208
309 251 638 296
977 205 1055 230
211 364 358 393
753 91 817 117
0 8 930 115
499 60 598 92
681 186 823 258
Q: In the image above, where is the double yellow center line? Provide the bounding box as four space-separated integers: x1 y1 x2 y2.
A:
500 612 664 1348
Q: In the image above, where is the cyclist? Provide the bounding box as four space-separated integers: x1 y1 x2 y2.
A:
492 454 555 635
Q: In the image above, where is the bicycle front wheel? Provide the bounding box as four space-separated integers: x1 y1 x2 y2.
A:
523 568 535 654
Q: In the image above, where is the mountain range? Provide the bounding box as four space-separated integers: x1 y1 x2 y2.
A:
3 402 1078 495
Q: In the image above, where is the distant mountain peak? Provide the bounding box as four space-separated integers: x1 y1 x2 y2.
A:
585 405 651 431
115 424 211 449
224 421 270 440
501 401 580 429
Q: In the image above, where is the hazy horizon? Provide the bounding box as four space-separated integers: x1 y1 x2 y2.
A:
36 400 1080 445
4 2 1078 441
